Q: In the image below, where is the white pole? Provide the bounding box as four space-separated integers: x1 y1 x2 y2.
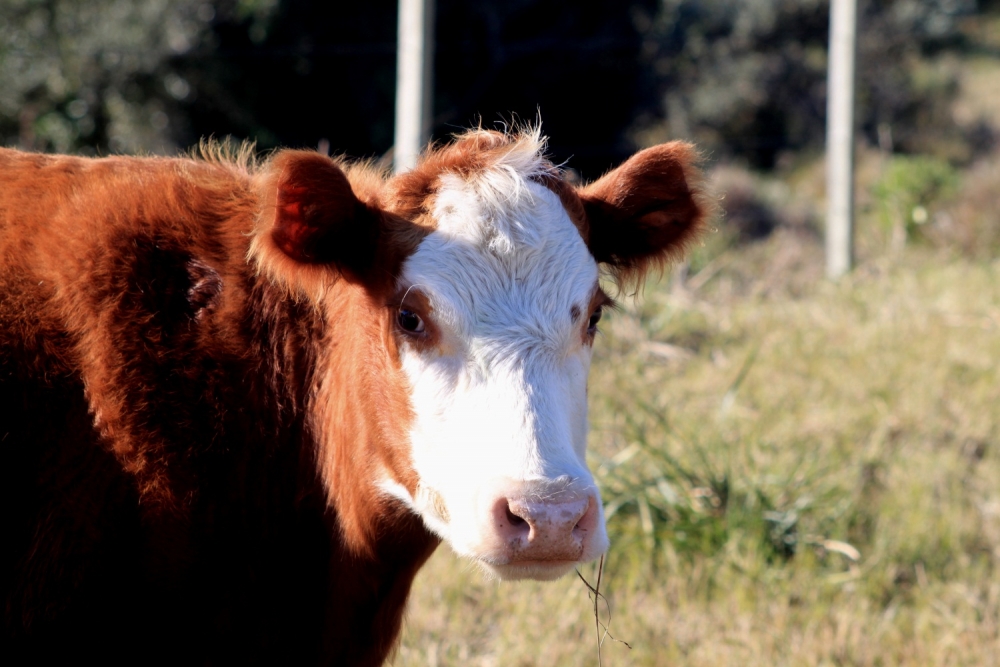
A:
394 0 434 174
826 0 857 279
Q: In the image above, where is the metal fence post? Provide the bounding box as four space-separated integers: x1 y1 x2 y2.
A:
394 0 435 174
826 0 857 279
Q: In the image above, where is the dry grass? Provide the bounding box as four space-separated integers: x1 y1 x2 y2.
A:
393 223 1000 665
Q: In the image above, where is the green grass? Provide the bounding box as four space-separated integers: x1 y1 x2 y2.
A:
393 230 1000 666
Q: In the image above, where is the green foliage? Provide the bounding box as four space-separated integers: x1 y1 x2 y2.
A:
872 155 958 242
597 402 854 572
598 412 732 561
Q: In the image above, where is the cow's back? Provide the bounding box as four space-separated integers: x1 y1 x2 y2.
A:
0 148 334 664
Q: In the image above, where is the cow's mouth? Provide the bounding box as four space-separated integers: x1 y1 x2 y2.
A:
480 558 581 582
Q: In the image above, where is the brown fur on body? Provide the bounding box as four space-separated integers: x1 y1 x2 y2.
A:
0 148 435 665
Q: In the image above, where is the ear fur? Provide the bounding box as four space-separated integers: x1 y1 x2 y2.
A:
251 150 383 296
578 141 710 290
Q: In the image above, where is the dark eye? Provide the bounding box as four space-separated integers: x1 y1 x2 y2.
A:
587 306 603 333
397 308 425 333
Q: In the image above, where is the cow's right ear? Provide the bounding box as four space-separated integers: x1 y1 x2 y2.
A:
253 150 384 294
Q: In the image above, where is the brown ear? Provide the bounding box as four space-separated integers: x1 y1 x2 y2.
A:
578 141 708 289
269 150 379 273
252 150 389 294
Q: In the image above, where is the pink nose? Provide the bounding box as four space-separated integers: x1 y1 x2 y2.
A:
491 494 599 563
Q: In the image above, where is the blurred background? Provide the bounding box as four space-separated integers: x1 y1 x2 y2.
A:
3 1 999 664
2 0 995 172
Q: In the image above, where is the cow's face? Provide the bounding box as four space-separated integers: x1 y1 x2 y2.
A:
253 129 706 580
386 169 608 580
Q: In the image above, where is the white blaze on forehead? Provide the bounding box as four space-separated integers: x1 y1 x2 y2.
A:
417 175 597 344
394 146 603 558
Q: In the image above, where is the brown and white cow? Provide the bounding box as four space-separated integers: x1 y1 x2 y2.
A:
0 128 706 665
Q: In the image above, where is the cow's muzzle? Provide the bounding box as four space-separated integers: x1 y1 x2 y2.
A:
475 484 607 580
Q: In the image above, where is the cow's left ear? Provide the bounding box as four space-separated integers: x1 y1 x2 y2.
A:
253 150 387 294
578 141 709 289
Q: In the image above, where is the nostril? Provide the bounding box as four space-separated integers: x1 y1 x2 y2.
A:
506 504 526 527
494 499 533 548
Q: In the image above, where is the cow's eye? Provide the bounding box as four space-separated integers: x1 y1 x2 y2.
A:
587 306 603 333
397 309 425 333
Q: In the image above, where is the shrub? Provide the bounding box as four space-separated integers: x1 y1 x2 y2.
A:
871 154 959 249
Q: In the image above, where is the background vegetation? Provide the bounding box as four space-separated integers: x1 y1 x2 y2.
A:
2 0 999 664
2 0 996 174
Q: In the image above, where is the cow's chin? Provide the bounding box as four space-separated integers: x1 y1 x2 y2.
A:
468 558 580 582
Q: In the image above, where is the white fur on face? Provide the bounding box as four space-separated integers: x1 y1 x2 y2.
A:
388 153 608 574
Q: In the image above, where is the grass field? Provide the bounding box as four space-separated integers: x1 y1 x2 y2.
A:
392 198 1000 665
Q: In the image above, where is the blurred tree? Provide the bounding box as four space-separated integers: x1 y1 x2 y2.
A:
172 0 656 178
0 0 214 154
0 0 991 173
633 0 981 168
0 0 656 177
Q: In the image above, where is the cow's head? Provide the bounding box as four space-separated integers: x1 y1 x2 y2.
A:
252 129 707 581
